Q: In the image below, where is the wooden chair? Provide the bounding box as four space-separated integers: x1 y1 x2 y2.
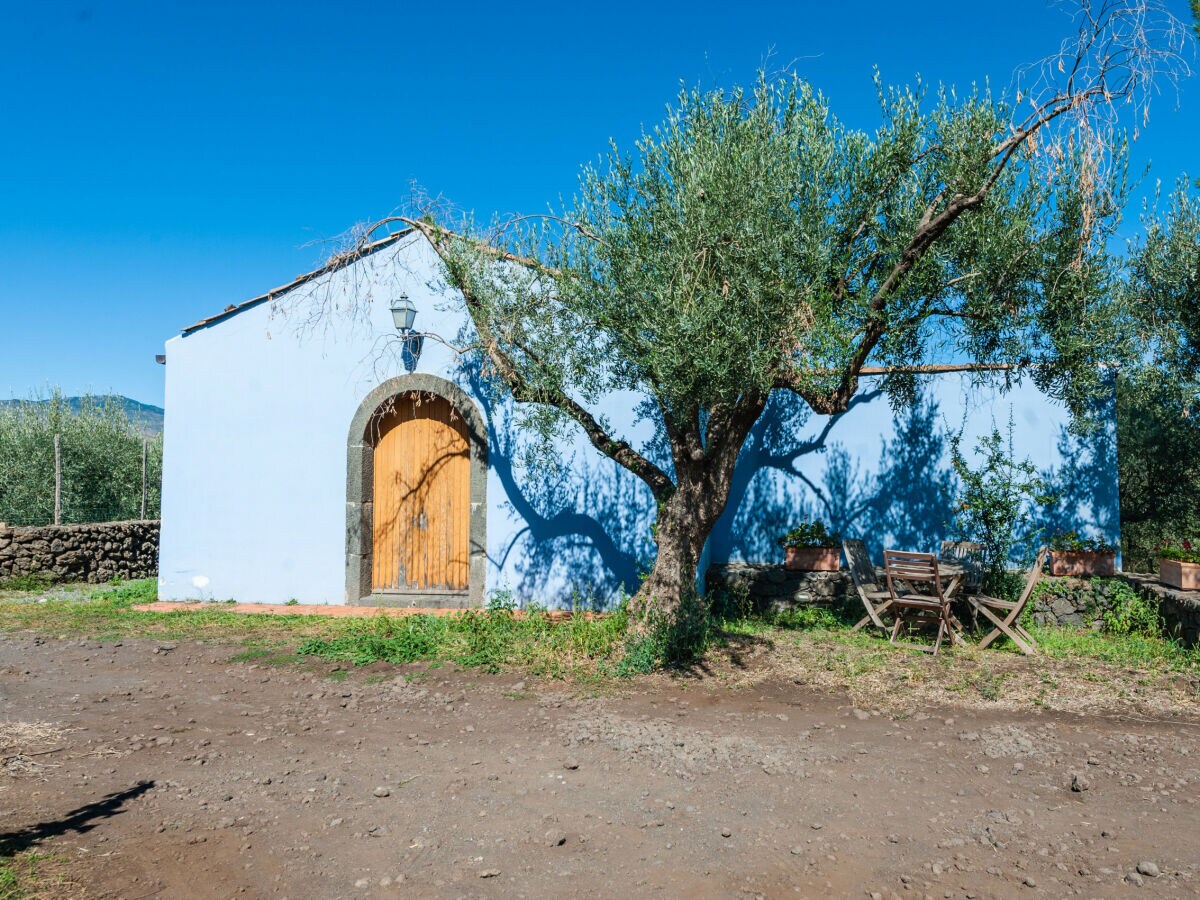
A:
843 539 892 631
884 550 958 655
967 547 1048 655
940 540 984 592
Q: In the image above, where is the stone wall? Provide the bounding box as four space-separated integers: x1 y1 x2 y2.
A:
1032 575 1200 648
706 563 853 614
1119 574 1200 648
1030 577 1122 629
0 520 159 583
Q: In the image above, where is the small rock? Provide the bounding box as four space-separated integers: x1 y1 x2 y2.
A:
1135 861 1160 878
887 834 900 844
1126 872 1145 887
1023 876 1037 887
545 830 567 847
479 869 501 878
511 681 525 692
373 786 391 798
1070 773 1090 792
563 758 579 771
720 827 732 838
354 878 370 888
789 845 803 855
852 708 870 720
810 822 823 830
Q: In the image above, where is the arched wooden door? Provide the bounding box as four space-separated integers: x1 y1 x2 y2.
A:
371 393 470 594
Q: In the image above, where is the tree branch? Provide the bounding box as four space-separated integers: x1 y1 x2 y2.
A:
410 219 676 501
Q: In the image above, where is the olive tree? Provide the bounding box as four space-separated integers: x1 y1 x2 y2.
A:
330 1 1187 622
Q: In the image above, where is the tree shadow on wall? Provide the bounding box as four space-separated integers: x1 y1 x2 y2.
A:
710 390 959 563
457 356 657 607
1036 401 1121 551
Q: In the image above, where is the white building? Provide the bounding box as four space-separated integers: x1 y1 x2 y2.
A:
158 229 1120 606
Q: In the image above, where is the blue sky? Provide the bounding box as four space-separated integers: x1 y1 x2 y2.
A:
1 0 1195 408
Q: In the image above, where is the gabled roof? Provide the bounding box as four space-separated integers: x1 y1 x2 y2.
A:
180 228 415 335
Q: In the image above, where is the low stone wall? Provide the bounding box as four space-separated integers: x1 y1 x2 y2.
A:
0 520 159 583
1119 574 1200 648
1030 577 1123 629
706 563 852 613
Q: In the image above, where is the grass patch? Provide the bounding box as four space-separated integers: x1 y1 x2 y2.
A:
0 851 73 900
298 603 631 677
0 572 57 594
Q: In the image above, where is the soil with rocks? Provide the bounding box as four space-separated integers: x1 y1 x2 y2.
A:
1 635 1198 898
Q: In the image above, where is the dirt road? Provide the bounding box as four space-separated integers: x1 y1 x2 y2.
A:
2 634 1197 898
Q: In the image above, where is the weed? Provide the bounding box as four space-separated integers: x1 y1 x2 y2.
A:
0 572 57 593
1102 583 1162 637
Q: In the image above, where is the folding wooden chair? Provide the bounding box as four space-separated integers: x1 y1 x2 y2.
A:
940 540 984 593
967 547 1047 655
843 539 892 631
884 550 958 655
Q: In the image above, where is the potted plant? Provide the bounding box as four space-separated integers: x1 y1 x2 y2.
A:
777 521 842 571
1157 541 1200 591
1047 532 1117 577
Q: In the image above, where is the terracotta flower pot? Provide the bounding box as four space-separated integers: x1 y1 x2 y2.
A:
1158 558 1200 591
1048 550 1115 577
784 546 841 571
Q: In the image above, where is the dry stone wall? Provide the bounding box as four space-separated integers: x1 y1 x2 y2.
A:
0 520 159 583
706 563 853 614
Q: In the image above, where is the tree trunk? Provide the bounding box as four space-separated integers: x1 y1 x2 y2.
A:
627 466 734 626
628 393 770 627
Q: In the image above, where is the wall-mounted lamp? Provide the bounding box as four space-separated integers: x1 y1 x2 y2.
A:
389 292 423 373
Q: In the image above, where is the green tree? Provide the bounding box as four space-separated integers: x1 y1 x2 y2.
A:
950 419 1052 597
0 391 162 526
1117 178 1200 566
332 2 1186 623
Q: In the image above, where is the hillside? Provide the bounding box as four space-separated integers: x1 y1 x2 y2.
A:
0 395 164 434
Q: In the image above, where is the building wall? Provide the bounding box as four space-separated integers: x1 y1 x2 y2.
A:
159 233 1120 606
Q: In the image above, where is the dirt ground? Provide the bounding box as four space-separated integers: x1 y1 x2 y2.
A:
2 634 1198 899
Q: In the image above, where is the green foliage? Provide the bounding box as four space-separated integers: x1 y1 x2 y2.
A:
1127 178 1200 397
445 74 1127 438
1116 372 1200 570
0 572 58 593
950 417 1051 596
776 520 841 549
1031 577 1163 639
0 390 162 526
616 592 712 674
1157 541 1200 565
1047 531 1116 553
1101 583 1162 638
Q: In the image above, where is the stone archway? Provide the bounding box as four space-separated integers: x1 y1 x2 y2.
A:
345 374 487 606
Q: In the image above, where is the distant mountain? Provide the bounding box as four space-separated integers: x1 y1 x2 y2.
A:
0 395 164 434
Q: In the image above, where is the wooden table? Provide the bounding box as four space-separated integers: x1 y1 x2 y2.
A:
874 560 972 646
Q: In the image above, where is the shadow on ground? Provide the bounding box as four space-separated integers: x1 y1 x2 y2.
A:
0 780 155 857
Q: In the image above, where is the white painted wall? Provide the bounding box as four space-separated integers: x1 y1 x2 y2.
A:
159 233 1120 605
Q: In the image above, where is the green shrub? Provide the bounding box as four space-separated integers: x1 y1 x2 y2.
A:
1101 582 1163 637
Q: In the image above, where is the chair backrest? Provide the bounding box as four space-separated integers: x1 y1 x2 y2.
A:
941 540 985 589
1011 546 1049 614
842 539 879 589
884 550 943 599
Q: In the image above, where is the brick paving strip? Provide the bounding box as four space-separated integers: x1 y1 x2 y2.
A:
130 601 593 620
